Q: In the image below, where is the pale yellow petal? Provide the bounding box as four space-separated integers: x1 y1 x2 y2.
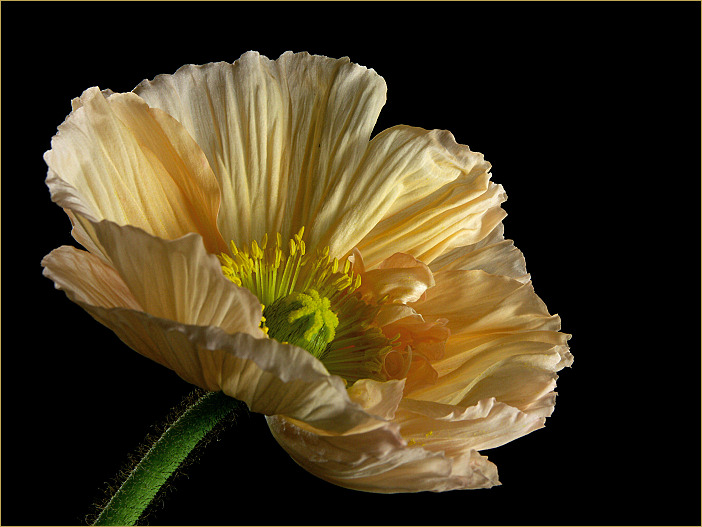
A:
45 87 226 256
134 51 387 249
267 415 499 492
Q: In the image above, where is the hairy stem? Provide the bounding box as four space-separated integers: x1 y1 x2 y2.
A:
93 391 244 526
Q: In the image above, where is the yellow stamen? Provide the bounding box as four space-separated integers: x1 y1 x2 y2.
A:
219 228 393 383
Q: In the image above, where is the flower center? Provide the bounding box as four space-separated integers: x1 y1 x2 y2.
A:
264 289 338 359
219 228 396 384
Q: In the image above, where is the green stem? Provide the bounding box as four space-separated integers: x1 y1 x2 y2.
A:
93 391 244 526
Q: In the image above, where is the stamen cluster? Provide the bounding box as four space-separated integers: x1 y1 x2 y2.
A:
219 228 397 383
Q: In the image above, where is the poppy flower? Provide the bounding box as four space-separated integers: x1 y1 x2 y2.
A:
42 51 572 493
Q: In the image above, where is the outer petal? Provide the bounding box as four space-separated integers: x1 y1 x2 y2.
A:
133 51 387 250
42 240 377 433
267 415 499 492
45 87 226 256
85 220 264 333
41 245 142 311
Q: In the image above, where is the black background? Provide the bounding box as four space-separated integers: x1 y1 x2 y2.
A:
2 1 700 526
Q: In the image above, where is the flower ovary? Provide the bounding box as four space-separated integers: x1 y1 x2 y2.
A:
264 289 338 358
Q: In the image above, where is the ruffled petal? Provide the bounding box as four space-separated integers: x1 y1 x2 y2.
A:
133 51 387 250
396 397 545 453
429 223 529 283
356 252 435 305
44 87 226 256
417 269 561 336
407 270 572 406
267 415 499 492
347 127 502 267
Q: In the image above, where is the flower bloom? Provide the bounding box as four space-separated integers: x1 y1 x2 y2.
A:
42 51 572 492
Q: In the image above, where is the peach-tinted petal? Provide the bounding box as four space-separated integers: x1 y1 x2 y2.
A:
134 51 387 251
375 303 418 327
404 269 571 408
404 358 440 394
267 415 499 492
45 87 226 256
430 223 529 283
380 313 450 393
356 253 435 305
416 332 572 407
381 315 450 362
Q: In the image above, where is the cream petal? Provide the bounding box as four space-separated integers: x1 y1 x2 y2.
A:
396 397 546 453
429 223 530 283
345 127 502 267
42 245 142 310
45 87 226 255
454 350 566 415
267 415 499 492
133 51 387 250
82 219 264 335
